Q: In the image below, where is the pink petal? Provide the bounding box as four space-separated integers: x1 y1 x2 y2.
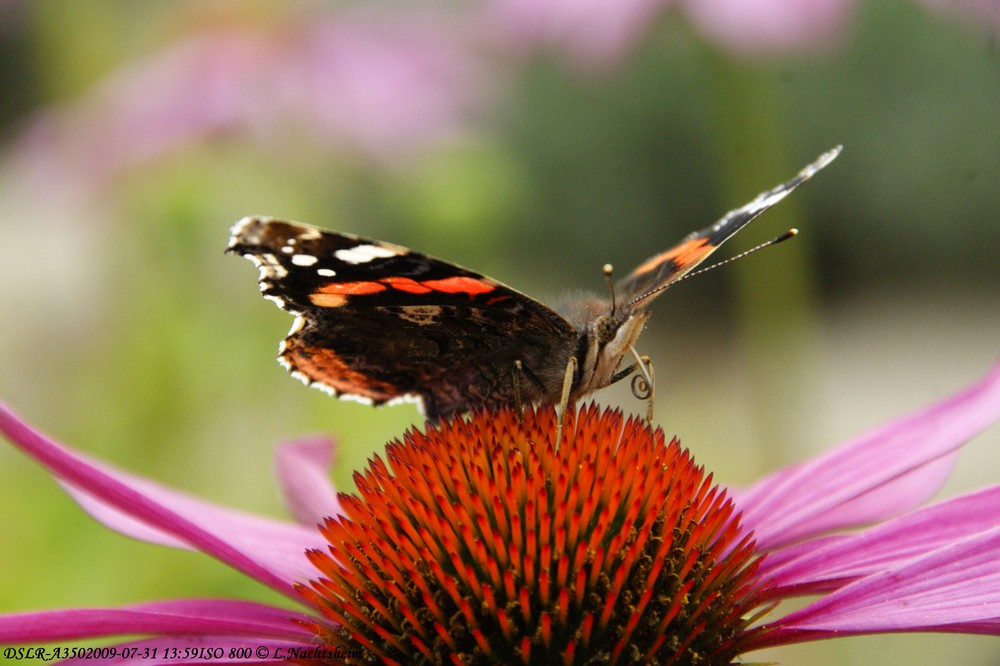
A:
753 533 848 578
0 600 314 643
0 404 321 598
760 484 1000 592
60 470 322 586
736 360 1000 549
274 438 342 526
752 526 1000 648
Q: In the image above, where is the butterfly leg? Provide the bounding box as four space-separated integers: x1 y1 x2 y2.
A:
626 345 655 425
555 356 577 447
512 360 526 423
608 362 640 387
606 349 655 424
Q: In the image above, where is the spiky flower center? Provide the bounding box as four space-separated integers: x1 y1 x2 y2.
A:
298 404 771 665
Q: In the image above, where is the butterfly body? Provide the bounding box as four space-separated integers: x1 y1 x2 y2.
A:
227 146 841 419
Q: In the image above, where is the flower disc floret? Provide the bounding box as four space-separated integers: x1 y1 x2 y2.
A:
299 404 772 665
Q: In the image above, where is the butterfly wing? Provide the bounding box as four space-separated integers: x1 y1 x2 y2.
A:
616 146 842 310
227 217 577 419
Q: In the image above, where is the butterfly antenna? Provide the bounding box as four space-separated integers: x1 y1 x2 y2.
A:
603 264 617 318
675 229 799 285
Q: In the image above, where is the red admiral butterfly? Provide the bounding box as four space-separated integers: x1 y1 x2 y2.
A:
228 146 840 420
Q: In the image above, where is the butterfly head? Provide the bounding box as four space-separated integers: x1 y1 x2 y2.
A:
560 294 651 398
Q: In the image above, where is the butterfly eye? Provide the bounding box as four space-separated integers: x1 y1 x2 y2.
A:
594 314 618 344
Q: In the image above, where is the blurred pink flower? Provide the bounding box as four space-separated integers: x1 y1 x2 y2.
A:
2 359 1000 660
13 9 487 192
480 0 669 67
681 0 856 55
14 0 982 199
480 0 857 61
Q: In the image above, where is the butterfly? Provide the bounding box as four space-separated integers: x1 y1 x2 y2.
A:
227 146 840 420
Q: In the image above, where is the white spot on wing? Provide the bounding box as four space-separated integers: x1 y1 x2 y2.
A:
291 254 319 267
264 294 287 308
296 226 323 241
339 392 376 406
386 393 423 410
335 244 399 264
317 268 336 277
244 252 288 280
227 216 259 248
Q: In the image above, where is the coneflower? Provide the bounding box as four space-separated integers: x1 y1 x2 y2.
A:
2 361 999 664
301 405 771 665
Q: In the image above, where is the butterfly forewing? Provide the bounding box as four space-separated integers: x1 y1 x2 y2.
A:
227 217 576 418
616 145 843 311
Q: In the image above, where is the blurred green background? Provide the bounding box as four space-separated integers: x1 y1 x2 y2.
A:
1 1 998 663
